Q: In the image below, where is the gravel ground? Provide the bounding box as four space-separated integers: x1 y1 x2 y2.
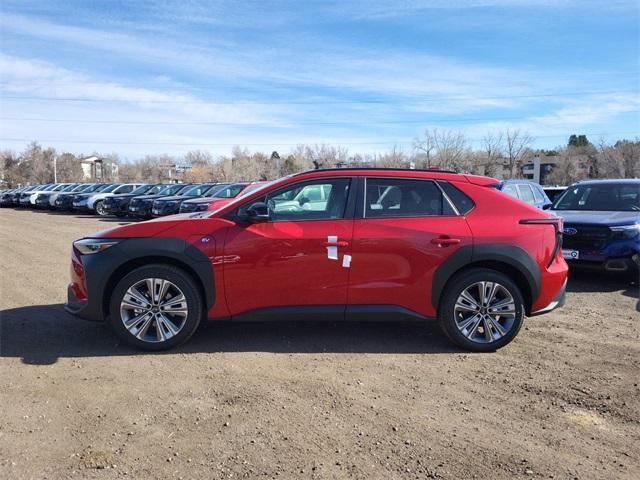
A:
1 207 639 480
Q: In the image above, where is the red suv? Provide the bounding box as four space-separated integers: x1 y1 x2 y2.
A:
66 169 568 352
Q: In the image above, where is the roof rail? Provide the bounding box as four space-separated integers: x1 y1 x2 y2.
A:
295 167 460 175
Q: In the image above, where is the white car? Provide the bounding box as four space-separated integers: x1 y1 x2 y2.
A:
34 183 76 208
72 183 143 215
19 183 58 206
46 183 84 207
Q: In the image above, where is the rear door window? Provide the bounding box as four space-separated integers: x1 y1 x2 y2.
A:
502 184 519 199
517 184 536 204
364 178 456 218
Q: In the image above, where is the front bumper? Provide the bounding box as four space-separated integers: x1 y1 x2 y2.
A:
152 204 180 217
72 202 92 211
128 203 153 217
55 198 74 210
180 203 208 213
65 247 103 322
103 200 129 215
35 196 52 208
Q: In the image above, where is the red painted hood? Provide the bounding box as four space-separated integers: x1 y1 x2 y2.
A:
89 214 232 239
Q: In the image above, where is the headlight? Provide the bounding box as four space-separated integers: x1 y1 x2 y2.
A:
73 238 120 255
610 224 640 239
196 204 208 211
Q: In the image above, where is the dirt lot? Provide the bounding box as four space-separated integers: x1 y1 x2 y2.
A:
0 207 638 480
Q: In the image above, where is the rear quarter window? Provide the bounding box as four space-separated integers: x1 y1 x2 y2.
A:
532 185 545 203
437 181 475 215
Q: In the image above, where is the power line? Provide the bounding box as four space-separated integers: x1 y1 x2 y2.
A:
0 89 637 105
2 110 638 127
1 131 637 147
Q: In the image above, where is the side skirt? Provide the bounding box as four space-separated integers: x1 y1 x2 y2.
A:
209 305 435 323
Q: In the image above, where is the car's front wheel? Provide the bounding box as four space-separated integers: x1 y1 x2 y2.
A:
109 265 203 350
439 268 525 352
95 200 107 216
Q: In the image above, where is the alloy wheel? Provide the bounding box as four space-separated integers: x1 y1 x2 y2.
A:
95 201 106 216
119 278 189 343
453 281 516 344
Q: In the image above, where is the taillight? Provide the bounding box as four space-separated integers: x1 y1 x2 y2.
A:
519 217 564 268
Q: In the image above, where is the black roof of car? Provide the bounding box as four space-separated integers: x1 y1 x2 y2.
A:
572 179 640 186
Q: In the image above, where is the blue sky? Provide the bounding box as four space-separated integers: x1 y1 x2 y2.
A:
0 0 638 159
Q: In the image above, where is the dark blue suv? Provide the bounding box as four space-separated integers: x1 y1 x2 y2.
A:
551 179 640 273
498 179 552 209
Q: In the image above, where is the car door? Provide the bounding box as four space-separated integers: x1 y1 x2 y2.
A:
347 177 473 319
222 177 355 319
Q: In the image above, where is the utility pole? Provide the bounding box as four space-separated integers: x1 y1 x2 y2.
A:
53 156 57 183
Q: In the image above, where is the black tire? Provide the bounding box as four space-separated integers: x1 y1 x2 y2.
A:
95 200 107 216
438 268 525 352
108 264 203 351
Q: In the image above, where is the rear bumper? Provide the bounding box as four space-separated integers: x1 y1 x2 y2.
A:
530 278 566 316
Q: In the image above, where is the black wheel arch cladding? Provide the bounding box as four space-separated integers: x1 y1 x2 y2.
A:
432 244 541 312
82 237 214 320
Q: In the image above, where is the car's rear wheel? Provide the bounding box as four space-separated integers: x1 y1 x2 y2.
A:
109 264 203 350
95 200 107 216
439 268 525 352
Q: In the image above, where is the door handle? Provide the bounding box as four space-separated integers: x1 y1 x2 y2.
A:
323 240 349 247
430 237 461 246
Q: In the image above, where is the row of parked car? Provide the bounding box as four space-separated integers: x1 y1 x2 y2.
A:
0 181 266 218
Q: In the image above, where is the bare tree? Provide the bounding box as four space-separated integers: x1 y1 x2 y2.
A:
413 130 436 168
504 129 533 178
0 150 22 186
55 152 84 182
414 129 470 171
614 139 640 178
376 146 408 168
481 131 504 178
184 150 213 167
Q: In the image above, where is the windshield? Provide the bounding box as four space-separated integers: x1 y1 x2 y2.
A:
184 184 214 196
74 184 91 192
552 183 640 212
204 184 229 197
129 184 151 195
60 184 77 192
237 181 271 198
81 184 103 193
213 184 247 199
157 184 185 196
144 184 165 195
100 184 121 193
176 184 195 195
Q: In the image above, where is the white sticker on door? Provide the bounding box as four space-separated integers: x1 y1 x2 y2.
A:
342 254 352 268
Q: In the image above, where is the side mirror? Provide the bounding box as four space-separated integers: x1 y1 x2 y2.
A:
299 196 310 206
246 202 269 222
542 204 552 210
